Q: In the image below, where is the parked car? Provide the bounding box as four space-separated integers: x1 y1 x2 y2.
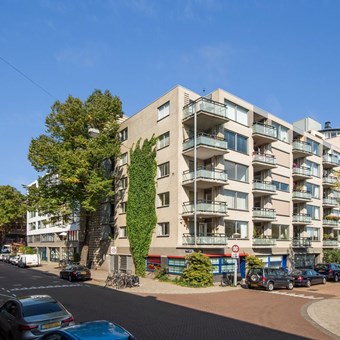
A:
40 320 136 340
246 267 294 291
9 255 21 265
291 268 327 287
18 254 41 268
59 264 91 282
314 263 340 282
0 295 74 340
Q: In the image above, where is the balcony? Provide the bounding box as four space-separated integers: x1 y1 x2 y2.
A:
323 175 337 187
252 238 277 246
252 153 277 170
182 200 227 218
292 140 312 157
292 237 312 248
183 133 228 160
182 168 228 189
292 190 312 202
323 197 338 207
323 154 339 168
323 239 339 247
252 180 277 197
252 122 277 145
323 217 339 226
252 208 276 221
292 167 312 180
182 98 228 130
182 233 227 246
292 214 311 224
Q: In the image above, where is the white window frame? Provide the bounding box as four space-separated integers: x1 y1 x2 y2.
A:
119 128 128 142
158 101 170 121
158 162 170 178
121 152 128 166
119 226 127 238
157 222 170 237
158 192 170 207
158 132 170 149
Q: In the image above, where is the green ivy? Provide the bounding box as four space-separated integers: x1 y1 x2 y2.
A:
126 137 157 276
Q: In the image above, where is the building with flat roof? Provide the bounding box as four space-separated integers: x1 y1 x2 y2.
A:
110 85 340 276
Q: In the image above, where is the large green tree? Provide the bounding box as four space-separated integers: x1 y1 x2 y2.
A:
27 90 123 264
0 185 26 240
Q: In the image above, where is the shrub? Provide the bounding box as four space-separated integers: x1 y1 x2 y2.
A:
181 252 213 287
154 267 169 281
323 249 340 263
246 255 264 269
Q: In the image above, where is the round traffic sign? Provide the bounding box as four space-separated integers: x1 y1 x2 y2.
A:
231 244 239 253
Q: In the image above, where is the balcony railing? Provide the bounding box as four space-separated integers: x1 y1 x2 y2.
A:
292 214 311 224
323 219 339 226
182 168 228 183
183 133 228 151
292 238 312 247
252 208 276 219
252 180 276 192
182 233 227 245
323 176 338 186
252 153 277 166
252 238 277 246
323 154 339 166
292 167 312 177
323 239 339 247
183 98 228 120
252 122 277 139
182 200 228 215
292 190 312 200
323 197 338 206
292 140 312 154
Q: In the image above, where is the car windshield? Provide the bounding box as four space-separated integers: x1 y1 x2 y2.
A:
22 302 63 317
292 269 302 275
315 264 328 270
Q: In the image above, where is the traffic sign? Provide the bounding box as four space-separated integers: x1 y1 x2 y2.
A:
231 244 239 253
231 252 239 259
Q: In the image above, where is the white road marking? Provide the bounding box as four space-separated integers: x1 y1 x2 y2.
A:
260 290 323 300
9 283 83 291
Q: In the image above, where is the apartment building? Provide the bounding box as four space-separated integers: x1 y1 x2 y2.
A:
26 181 80 263
110 85 340 277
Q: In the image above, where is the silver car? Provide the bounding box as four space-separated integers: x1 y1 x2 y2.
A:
0 295 75 339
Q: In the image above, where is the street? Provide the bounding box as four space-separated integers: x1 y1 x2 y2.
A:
0 262 337 340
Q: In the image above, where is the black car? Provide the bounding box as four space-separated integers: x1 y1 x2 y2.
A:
59 265 91 282
291 268 327 287
246 267 294 291
314 263 340 282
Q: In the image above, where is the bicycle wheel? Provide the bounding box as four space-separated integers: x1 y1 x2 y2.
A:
105 276 113 287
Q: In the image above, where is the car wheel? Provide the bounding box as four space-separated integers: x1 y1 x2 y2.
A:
287 281 294 290
266 282 274 291
68 275 73 282
322 277 326 284
334 274 339 282
250 274 260 282
306 280 311 288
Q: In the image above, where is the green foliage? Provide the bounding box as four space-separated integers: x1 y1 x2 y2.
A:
154 267 169 281
323 249 340 263
126 137 157 277
246 255 264 269
0 186 26 234
181 252 214 287
22 246 37 254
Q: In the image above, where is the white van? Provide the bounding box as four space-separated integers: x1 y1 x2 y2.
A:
18 254 41 268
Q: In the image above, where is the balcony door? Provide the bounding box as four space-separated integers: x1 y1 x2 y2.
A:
198 222 208 236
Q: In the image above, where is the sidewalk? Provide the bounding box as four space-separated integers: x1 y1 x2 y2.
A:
32 262 340 338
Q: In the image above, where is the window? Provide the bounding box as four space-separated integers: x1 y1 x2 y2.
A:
119 177 128 190
224 99 248 125
158 101 170 121
224 220 248 238
272 181 289 192
157 222 169 237
120 202 127 214
306 205 320 220
224 130 248 153
119 128 128 141
305 183 320 199
272 122 289 142
121 152 128 166
272 224 289 240
224 161 248 182
158 132 170 149
225 190 248 210
307 138 320 156
305 160 320 177
158 162 170 178
306 227 320 241
119 226 127 238
158 192 170 207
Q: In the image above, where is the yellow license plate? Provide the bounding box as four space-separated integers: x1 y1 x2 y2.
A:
42 321 61 330
81 271 87 275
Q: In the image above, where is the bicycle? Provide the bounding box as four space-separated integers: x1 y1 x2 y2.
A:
220 272 232 287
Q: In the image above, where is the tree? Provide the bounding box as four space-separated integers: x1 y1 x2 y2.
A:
245 255 264 269
323 249 340 263
0 186 26 242
27 90 123 265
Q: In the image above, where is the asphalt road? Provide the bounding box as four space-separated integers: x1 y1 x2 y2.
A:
0 262 336 340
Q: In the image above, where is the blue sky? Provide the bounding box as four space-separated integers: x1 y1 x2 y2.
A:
1 0 340 192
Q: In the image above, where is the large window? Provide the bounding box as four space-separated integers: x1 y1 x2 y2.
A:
224 130 248 153
120 202 127 214
158 162 170 178
305 160 320 177
224 161 248 182
224 99 248 125
224 220 248 238
272 181 289 192
225 190 248 210
158 192 170 207
272 122 289 142
307 138 320 156
305 183 320 199
121 152 128 166
158 132 170 149
272 224 289 240
306 205 320 220
306 227 320 241
157 222 169 237
158 101 170 121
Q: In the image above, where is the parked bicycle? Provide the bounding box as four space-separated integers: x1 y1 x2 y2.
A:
220 272 232 287
105 271 140 289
